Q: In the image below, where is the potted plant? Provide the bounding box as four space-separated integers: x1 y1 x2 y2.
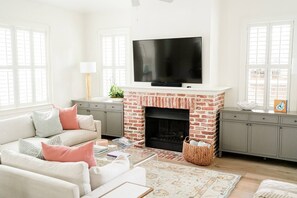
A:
109 84 124 102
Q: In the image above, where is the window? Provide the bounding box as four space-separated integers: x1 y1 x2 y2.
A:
99 29 129 96
0 25 49 109
246 22 293 109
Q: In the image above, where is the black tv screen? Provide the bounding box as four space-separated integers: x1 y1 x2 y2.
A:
133 37 202 83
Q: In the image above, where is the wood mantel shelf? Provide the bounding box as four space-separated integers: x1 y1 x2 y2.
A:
121 85 230 95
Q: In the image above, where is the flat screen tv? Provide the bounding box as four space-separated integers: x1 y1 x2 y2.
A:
133 37 202 84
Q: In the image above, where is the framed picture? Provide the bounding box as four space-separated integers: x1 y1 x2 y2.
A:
274 100 287 113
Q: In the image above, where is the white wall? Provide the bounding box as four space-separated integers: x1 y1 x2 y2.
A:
84 0 220 96
218 0 297 110
0 0 85 116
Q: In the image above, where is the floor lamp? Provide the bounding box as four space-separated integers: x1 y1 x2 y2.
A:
80 62 96 100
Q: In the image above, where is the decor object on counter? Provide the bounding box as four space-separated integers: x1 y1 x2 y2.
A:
80 62 97 100
274 99 287 113
182 136 213 166
109 84 124 102
237 101 257 111
96 139 109 147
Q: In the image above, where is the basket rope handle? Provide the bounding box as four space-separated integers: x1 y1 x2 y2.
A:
184 136 190 143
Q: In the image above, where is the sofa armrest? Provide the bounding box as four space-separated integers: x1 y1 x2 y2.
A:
0 165 80 198
94 120 101 138
82 167 146 198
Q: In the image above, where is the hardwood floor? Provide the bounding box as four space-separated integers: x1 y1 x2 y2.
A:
166 152 297 197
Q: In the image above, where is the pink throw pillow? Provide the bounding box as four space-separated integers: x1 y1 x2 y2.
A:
55 104 79 130
41 141 97 168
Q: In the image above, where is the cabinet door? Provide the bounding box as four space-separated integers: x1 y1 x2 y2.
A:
106 111 123 137
221 121 248 153
250 124 277 157
280 127 297 160
90 110 107 135
77 109 90 115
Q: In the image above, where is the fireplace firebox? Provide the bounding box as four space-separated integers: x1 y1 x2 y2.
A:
145 107 189 152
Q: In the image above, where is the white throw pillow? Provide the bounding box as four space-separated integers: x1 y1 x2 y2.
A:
32 109 63 138
1 149 91 196
89 155 130 190
77 114 96 131
19 136 62 159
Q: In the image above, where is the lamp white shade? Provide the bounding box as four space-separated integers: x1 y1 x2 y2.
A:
80 62 97 73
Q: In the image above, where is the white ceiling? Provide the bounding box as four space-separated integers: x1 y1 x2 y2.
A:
27 0 132 13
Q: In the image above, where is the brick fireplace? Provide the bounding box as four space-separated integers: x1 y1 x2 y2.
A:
122 86 226 154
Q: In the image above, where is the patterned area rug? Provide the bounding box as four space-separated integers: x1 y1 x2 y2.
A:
140 160 241 198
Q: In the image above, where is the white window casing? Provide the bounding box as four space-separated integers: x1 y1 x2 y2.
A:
245 21 293 110
98 29 130 97
0 24 50 110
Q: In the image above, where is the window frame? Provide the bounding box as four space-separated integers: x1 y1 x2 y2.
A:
0 23 51 110
244 21 294 110
98 28 130 97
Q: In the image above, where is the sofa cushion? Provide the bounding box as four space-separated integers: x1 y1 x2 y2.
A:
1 149 91 196
32 108 63 138
89 155 130 190
0 137 49 152
55 104 80 130
57 130 98 146
77 114 96 131
254 179 297 198
19 136 62 159
0 114 35 145
42 141 96 168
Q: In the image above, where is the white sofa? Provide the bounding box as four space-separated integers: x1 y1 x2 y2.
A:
0 114 101 162
0 114 147 198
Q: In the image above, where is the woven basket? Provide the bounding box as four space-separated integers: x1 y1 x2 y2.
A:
182 137 214 166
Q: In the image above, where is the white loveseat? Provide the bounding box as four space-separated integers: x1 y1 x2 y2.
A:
0 114 147 198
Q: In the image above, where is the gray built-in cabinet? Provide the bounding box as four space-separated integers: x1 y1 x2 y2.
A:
219 108 297 162
72 99 123 137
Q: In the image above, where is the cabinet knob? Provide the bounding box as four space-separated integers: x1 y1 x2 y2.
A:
294 120 297 123
233 115 237 118
280 126 283 129
262 117 265 120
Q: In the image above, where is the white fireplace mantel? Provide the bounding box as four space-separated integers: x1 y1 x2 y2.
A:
121 85 231 95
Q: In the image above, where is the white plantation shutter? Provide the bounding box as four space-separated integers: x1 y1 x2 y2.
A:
18 69 32 104
102 69 113 97
100 30 129 96
0 27 14 107
0 69 14 106
269 69 288 106
246 22 293 110
247 69 265 107
102 36 112 67
270 24 291 65
115 69 126 86
33 32 46 66
16 30 31 66
0 27 13 66
0 24 49 109
35 68 47 102
114 36 126 67
248 26 267 65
